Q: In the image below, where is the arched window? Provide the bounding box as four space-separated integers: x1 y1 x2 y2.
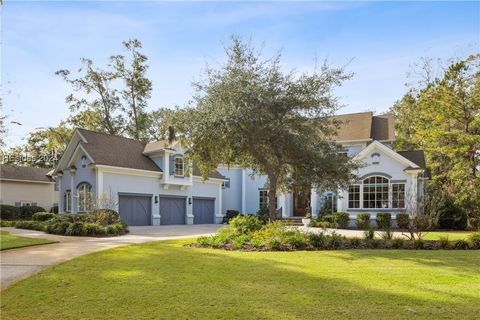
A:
77 182 92 212
363 176 389 209
174 156 184 176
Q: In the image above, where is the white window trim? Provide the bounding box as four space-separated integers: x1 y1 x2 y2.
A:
65 190 72 213
347 184 361 209
20 201 33 207
77 183 92 212
347 178 407 210
174 156 185 177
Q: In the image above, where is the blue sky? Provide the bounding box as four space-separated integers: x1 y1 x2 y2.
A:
2 1 479 148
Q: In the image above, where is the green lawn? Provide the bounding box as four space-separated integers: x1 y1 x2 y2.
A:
1 239 479 320
422 231 475 241
0 231 56 251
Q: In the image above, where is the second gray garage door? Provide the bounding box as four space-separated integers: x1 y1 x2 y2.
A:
159 196 186 225
118 195 152 226
193 198 215 224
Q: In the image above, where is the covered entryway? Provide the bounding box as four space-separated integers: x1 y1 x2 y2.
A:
159 196 186 225
118 194 152 226
193 197 215 224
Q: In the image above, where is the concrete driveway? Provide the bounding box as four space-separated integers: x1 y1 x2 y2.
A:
0 224 222 290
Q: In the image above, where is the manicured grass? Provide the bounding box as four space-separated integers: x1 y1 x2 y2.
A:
1 239 479 320
422 231 476 241
0 231 56 251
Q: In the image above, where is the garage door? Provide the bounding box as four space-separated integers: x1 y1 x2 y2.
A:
159 196 186 225
118 195 152 226
193 198 215 224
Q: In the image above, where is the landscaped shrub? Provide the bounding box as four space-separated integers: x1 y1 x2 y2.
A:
356 213 370 230
438 236 450 249
454 239 470 250
65 222 85 236
438 200 468 230
229 215 263 234
19 206 46 220
32 212 55 221
413 239 424 249
320 214 334 223
256 207 270 223
0 205 20 220
313 221 333 229
349 237 361 248
376 213 392 229
391 237 404 249
308 232 327 248
15 220 46 231
0 220 16 227
50 205 59 214
467 232 480 249
396 213 410 229
232 234 251 249
224 210 240 223
284 232 308 249
88 209 119 225
46 221 72 235
328 232 343 249
333 212 349 229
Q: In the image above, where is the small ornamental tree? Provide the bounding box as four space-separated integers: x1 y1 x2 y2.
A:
179 36 359 220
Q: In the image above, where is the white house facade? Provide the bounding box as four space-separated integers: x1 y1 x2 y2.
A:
53 112 428 225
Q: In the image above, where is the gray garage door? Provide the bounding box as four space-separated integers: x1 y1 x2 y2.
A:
159 196 186 225
193 198 215 224
118 195 152 226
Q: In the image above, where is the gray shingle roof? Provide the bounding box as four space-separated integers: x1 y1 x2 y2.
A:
397 150 427 169
333 112 395 142
78 129 161 172
0 164 53 182
76 129 225 179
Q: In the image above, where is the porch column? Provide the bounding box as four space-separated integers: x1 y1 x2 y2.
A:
310 188 318 218
57 173 63 213
337 188 344 212
278 194 287 218
70 173 76 214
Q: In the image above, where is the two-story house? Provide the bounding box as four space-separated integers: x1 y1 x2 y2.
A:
53 112 428 225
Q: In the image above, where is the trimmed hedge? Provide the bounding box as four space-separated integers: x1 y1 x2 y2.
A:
333 212 350 229
376 213 392 229
396 213 410 229
224 210 240 223
32 212 55 221
19 206 46 220
438 201 468 230
356 213 371 230
0 205 20 220
14 209 129 237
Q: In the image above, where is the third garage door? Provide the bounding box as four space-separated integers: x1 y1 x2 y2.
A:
193 198 215 224
159 196 186 225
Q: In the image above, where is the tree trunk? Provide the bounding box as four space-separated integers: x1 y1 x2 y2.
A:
267 174 278 221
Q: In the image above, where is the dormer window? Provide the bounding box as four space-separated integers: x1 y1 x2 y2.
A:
174 156 184 176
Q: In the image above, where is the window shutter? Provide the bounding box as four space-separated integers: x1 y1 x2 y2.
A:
169 155 174 175
15 202 21 207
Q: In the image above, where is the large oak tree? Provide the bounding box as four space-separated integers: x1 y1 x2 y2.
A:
179 37 359 219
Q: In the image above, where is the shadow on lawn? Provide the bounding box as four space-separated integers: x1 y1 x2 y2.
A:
1 240 479 320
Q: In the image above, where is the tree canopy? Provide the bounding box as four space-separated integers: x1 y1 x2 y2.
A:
391 54 480 227
178 36 359 219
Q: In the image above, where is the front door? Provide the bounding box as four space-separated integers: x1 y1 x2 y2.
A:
293 192 311 216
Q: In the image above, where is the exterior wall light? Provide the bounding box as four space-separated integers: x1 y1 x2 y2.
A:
188 197 192 205
155 196 158 204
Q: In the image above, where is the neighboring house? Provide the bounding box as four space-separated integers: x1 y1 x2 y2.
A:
0 164 58 211
53 129 225 226
219 112 429 223
54 112 428 226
